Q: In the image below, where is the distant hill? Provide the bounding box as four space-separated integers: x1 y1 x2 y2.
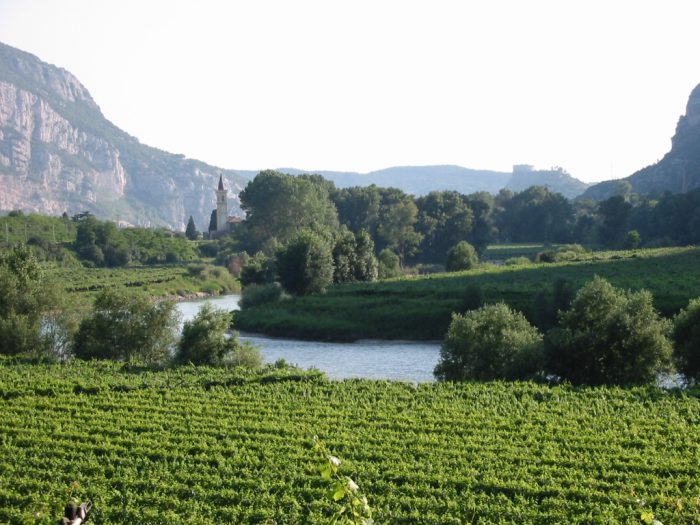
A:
505 165 590 199
581 83 700 201
0 41 249 230
279 164 589 198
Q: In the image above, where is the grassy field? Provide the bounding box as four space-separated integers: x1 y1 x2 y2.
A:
235 246 700 341
0 359 698 524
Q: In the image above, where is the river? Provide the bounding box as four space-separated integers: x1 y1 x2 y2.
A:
176 295 441 382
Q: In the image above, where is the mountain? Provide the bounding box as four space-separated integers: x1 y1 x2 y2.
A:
279 164 589 198
0 41 592 229
581 83 700 201
279 165 510 194
0 41 250 230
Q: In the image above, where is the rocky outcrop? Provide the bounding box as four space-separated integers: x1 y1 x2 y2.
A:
581 83 700 201
505 165 589 199
0 41 247 230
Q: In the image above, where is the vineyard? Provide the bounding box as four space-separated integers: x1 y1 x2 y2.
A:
1 359 699 524
45 264 240 305
235 246 700 340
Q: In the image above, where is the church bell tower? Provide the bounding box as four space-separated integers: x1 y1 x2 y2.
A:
216 174 228 232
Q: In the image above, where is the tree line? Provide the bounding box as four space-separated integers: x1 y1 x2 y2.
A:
220 170 700 268
0 211 197 267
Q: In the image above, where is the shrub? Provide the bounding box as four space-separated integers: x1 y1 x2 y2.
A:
377 249 401 279
239 283 286 309
434 303 543 381
536 244 587 263
673 298 700 382
73 288 179 364
504 256 531 266
276 231 334 295
175 303 261 367
239 252 276 286
446 241 478 272
544 277 673 386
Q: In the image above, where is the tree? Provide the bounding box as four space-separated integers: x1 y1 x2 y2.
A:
415 191 473 262
276 230 334 295
377 249 401 279
465 193 496 253
445 241 478 272
73 288 179 364
332 228 378 284
239 171 339 253
377 200 423 264
332 185 382 236
673 298 700 382
623 230 641 249
185 216 199 240
353 230 378 282
544 277 673 386
0 245 70 359
434 303 543 381
598 196 632 248
497 186 574 243
175 303 261 367
208 209 218 233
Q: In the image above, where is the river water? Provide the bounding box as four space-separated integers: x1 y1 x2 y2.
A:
176 295 441 382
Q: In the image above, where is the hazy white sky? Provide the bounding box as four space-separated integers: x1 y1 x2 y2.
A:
0 0 698 182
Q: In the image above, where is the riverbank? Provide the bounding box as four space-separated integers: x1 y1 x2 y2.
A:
234 247 700 341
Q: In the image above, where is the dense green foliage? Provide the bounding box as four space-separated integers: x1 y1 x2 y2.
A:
1 360 700 523
673 298 700 383
331 229 378 284
238 171 339 253
73 289 179 364
276 230 334 296
239 252 276 286
377 249 401 279
0 246 71 359
434 303 543 381
235 247 700 340
445 240 478 272
176 303 261 367
544 277 673 386
73 215 196 267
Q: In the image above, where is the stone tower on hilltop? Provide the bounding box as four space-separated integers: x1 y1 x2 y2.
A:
216 174 228 232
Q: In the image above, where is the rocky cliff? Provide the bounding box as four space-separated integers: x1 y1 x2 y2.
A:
581 83 700 201
0 42 248 230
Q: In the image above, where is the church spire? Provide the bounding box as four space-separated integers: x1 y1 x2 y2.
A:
218 174 225 191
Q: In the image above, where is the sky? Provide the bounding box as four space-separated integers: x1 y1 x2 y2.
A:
0 0 698 183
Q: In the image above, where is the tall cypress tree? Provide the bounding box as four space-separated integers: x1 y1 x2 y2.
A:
185 216 199 240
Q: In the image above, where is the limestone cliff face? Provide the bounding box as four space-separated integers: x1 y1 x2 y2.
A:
581 83 700 201
0 42 248 230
